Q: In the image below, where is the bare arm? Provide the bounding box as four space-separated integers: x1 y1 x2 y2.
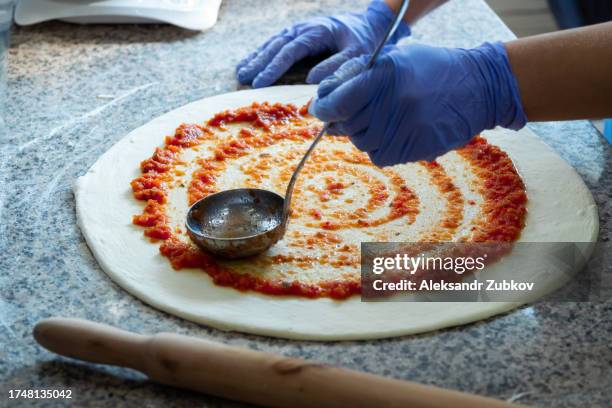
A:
506 22 612 121
385 0 449 25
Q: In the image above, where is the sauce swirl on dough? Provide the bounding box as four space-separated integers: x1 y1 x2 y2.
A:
131 102 527 299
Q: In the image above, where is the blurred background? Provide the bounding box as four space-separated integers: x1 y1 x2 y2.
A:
486 0 558 36
487 0 612 36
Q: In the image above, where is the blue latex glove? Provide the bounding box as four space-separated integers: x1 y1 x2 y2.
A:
236 0 410 88
310 42 527 166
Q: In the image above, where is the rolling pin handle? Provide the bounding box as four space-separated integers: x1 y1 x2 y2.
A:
33 317 148 372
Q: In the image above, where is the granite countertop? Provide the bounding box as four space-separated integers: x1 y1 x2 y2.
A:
1 0 611 407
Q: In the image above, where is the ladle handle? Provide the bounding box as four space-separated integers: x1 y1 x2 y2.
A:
366 0 410 70
281 0 410 227
282 123 328 224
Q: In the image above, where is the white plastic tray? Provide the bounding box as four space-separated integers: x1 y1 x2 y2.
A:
15 0 222 31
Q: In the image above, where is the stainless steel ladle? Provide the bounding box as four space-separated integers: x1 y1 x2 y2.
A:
186 0 410 259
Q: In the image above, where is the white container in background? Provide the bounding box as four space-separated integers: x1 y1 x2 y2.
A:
15 0 222 31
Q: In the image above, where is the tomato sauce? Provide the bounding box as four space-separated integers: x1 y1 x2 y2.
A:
208 102 299 130
131 101 527 300
457 136 527 242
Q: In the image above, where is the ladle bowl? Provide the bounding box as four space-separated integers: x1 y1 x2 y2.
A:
186 189 285 259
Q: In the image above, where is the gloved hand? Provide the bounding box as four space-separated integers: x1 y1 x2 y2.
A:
309 42 527 166
236 0 410 88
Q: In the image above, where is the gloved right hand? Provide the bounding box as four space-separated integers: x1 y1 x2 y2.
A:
236 0 411 88
310 42 527 166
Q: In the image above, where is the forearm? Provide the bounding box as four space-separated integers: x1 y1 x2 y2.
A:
385 0 448 25
505 22 612 121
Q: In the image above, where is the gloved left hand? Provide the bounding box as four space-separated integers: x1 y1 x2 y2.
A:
310 42 527 166
236 0 410 88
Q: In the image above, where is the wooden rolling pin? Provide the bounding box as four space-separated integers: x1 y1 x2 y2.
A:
34 318 525 408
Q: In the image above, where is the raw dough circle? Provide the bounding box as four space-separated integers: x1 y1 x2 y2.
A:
75 85 598 340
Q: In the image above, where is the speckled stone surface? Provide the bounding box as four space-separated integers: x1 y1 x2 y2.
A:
1 0 611 407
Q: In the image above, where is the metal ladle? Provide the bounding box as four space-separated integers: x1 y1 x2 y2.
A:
186 0 410 259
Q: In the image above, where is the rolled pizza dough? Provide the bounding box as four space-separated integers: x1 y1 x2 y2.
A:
74 85 598 340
